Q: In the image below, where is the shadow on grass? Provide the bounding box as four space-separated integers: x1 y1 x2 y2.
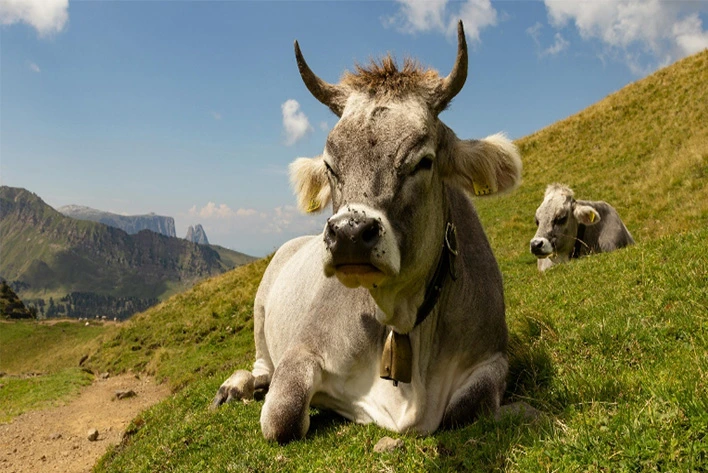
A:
427 328 557 470
307 408 347 437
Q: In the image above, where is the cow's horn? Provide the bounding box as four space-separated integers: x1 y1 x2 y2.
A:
294 40 346 117
433 20 468 114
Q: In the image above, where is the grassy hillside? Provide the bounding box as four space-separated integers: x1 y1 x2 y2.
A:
7 51 706 470
475 49 707 264
86 50 708 472
93 229 707 472
0 320 115 421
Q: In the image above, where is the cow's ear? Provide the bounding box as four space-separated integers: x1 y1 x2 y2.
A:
574 204 601 225
289 155 332 213
443 133 522 196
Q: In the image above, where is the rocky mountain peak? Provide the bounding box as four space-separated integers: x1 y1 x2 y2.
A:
185 224 209 245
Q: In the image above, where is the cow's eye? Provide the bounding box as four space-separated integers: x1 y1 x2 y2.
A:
554 215 568 226
411 155 434 175
324 161 338 178
534 217 539 227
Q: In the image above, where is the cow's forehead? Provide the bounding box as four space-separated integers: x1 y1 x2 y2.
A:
326 93 433 161
537 192 572 218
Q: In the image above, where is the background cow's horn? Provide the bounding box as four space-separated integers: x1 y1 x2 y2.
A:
294 40 346 117
433 20 468 114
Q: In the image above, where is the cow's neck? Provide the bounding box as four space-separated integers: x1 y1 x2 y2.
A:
571 224 587 259
379 220 458 386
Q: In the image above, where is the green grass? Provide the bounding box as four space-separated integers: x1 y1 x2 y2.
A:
0 368 94 422
7 49 708 471
92 228 707 472
0 320 115 423
85 257 271 391
0 320 113 375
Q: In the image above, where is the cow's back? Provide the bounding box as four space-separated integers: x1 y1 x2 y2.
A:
578 200 635 254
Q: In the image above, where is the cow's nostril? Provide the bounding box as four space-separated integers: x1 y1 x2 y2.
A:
361 220 380 246
324 221 337 249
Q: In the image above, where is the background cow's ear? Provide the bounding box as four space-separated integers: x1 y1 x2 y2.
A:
443 133 522 196
289 156 332 213
574 204 601 225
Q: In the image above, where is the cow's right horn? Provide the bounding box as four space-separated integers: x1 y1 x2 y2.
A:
294 41 347 117
431 20 468 114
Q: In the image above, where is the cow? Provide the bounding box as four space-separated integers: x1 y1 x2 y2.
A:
530 183 635 271
212 21 523 443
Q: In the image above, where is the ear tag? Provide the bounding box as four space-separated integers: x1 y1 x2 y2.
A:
380 330 412 386
306 199 321 213
589 212 596 223
472 180 492 196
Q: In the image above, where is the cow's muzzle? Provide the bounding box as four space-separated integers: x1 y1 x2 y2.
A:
324 211 386 288
530 237 553 258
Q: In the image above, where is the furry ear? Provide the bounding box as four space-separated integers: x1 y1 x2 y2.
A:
443 132 522 196
574 204 601 225
289 155 331 213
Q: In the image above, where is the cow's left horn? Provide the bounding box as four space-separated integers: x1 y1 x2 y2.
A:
294 41 347 117
432 20 468 114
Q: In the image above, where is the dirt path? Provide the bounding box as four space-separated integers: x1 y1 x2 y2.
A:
0 374 170 473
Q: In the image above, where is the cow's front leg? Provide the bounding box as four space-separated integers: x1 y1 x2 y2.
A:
211 370 270 409
260 346 323 444
441 354 507 428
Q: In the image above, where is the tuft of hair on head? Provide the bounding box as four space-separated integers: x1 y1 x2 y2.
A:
340 54 441 98
289 156 331 214
545 183 574 199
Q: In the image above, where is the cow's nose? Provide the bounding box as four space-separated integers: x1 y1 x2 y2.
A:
325 215 381 262
530 238 549 256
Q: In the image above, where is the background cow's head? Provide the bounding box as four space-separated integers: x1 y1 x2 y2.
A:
290 22 521 325
530 184 601 261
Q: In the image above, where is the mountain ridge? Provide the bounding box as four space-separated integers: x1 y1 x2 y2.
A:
58 204 177 237
0 186 255 319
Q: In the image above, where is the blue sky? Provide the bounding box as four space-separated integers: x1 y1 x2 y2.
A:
2 0 707 256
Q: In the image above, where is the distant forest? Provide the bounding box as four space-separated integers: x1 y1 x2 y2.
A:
25 292 158 321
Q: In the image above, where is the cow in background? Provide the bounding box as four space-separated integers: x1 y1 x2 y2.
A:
530 184 634 271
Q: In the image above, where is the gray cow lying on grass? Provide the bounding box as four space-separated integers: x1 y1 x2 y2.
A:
212 22 524 444
530 183 635 271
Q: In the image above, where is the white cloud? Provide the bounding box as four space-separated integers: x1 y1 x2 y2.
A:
211 111 222 120
188 202 253 220
182 202 327 255
319 121 330 132
281 99 312 146
543 0 708 73
527 21 543 46
385 0 498 44
545 32 569 56
0 0 69 37
187 202 324 234
527 22 569 56
28 61 40 73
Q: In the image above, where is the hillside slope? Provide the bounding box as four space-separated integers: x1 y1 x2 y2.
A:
87 51 707 472
0 187 254 318
475 49 707 263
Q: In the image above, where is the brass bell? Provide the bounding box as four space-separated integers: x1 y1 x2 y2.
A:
380 330 412 385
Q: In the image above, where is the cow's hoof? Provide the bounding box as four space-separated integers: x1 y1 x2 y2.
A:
210 370 255 409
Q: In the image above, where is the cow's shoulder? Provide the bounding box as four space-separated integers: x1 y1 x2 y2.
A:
257 234 320 302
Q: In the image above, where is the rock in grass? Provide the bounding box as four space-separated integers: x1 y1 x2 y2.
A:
495 401 541 422
87 428 99 441
374 436 404 453
113 389 137 400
